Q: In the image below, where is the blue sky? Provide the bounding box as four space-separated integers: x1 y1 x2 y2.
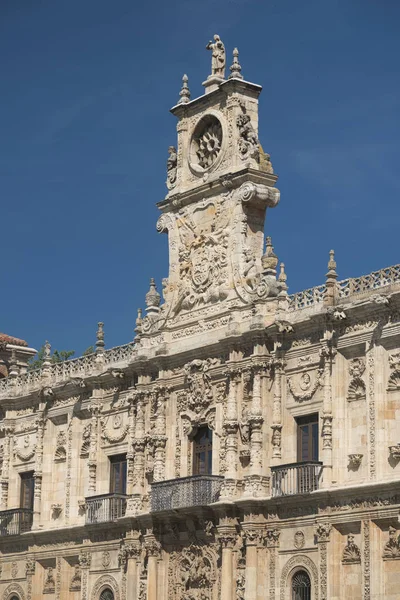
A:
1 0 399 355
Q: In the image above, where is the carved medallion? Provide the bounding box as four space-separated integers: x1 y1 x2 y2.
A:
294 531 305 549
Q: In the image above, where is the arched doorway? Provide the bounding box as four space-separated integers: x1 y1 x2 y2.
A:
291 570 311 600
99 589 115 600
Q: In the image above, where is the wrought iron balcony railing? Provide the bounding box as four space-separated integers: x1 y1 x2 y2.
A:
0 508 33 536
151 475 224 512
270 461 323 497
85 493 128 524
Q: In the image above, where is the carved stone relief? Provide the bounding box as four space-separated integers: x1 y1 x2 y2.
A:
168 544 218 600
347 358 366 401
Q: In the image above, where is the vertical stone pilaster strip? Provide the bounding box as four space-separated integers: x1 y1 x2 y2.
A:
271 357 283 463
79 551 91 600
315 523 331 600
153 388 167 482
65 415 73 524
55 555 62 600
25 559 35 600
133 396 146 494
126 395 136 497
320 345 334 488
0 423 13 508
367 351 376 480
33 413 45 528
88 397 101 495
363 520 371 600
269 547 276 600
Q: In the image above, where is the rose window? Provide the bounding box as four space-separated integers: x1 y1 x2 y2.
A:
190 115 223 171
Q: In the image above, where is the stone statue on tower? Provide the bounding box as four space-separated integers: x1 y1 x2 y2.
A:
206 34 226 79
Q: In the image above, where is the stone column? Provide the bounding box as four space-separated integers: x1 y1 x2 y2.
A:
32 412 45 529
119 537 142 600
88 397 102 495
144 534 161 600
0 422 14 509
79 550 91 600
221 370 239 500
315 522 331 600
271 356 284 464
153 389 167 482
133 396 146 496
245 363 266 496
126 395 136 498
218 530 236 600
320 345 335 488
242 529 260 600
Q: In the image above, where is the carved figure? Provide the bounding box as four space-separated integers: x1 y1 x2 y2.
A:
236 114 259 160
43 566 56 593
69 565 81 592
167 146 177 189
383 526 400 559
342 533 361 564
206 35 225 78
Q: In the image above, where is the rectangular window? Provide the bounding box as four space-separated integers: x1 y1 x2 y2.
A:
193 426 213 475
20 472 35 510
296 414 319 462
109 454 127 494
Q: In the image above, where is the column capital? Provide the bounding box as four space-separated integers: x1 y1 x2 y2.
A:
315 522 332 543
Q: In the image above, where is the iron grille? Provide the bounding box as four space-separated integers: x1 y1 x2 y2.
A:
85 493 128 524
151 475 223 512
271 461 323 497
0 508 33 536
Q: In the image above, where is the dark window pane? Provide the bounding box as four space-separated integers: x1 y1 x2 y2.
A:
20 472 35 510
109 455 127 494
193 426 212 475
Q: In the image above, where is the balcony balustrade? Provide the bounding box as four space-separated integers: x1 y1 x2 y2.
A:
151 475 224 512
85 493 128 524
0 508 33 536
270 461 323 497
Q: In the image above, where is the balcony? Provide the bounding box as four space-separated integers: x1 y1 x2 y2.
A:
270 461 323 497
85 493 128 524
0 508 33 536
151 475 224 512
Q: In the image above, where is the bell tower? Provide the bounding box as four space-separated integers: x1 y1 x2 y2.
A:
149 38 283 347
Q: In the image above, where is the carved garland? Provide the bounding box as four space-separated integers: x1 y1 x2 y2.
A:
279 555 318 600
101 425 129 445
287 369 323 402
14 446 36 462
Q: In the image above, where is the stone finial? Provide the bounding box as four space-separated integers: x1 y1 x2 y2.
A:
42 341 52 372
96 322 105 353
261 237 278 275
178 74 191 105
278 263 288 289
327 249 337 277
324 249 338 307
145 278 161 316
135 308 143 337
229 48 243 80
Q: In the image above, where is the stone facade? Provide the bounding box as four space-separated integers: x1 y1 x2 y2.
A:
0 38 399 600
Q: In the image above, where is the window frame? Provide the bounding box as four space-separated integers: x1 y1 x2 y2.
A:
296 414 319 462
109 454 127 495
192 425 213 476
19 471 35 510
